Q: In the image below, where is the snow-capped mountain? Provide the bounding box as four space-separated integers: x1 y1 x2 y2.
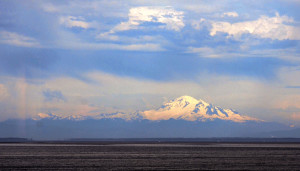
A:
3 96 293 139
33 96 260 123
142 96 259 122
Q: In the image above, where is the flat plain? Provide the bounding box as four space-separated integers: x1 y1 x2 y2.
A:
0 142 300 170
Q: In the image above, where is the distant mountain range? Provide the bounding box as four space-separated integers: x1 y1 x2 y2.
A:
34 96 259 122
0 96 298 140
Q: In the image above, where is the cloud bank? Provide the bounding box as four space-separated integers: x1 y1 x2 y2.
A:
210 13 300 40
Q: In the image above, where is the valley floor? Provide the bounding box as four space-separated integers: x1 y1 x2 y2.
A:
0 142 300 170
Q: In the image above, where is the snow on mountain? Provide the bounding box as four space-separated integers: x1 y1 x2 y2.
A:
93 112 142 120
33 113 64 120
33 112 139 121
33 96 261 123
33 113 88 121
63 115 90 121
142 96 260 122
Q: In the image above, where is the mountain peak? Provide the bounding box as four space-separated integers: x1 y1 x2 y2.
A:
173 95 210 106
143 96 260 122
174 95 198 102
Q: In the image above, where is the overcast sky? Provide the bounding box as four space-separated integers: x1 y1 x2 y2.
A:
0 0 300 125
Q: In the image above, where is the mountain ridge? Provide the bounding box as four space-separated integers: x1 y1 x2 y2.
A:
0 96 296 140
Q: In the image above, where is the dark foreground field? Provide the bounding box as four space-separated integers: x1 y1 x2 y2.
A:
0 142 300 170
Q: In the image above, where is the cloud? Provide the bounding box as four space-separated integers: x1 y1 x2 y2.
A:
97 33 120 41
97 6 184 40
272 67 300 110
96 34 166 44
243 48 300 61
181 2 224 14
61 41 164 51
0 29 162 52
39 1 129 18
291 112 300 120
43 89 67 102
191 18 207 30
118 6 184 31
186 45 300 61
274 95 300 110
0 31 40 47
186 46 222 58
222 11 239 18
40 3 60 13
0 84 9 101
209 13 300 40
59 16 97 29
279 67 300 89
118 43 164 51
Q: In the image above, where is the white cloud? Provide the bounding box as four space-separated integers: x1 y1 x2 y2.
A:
97 34 165 44
41 3 60 13
97 32 120 41
59 16 93 29
186 45 254 59
209 13 300 40
95 6 184 50
97 6 184 40
182 2 224 14
186 46 222 58
129 6 184 31
61 41 164 51
119 43 163 51
222 11 239 18
0 31 40 47
191 18 207 30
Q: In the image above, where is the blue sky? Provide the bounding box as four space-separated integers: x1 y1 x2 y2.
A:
0 0 300 125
